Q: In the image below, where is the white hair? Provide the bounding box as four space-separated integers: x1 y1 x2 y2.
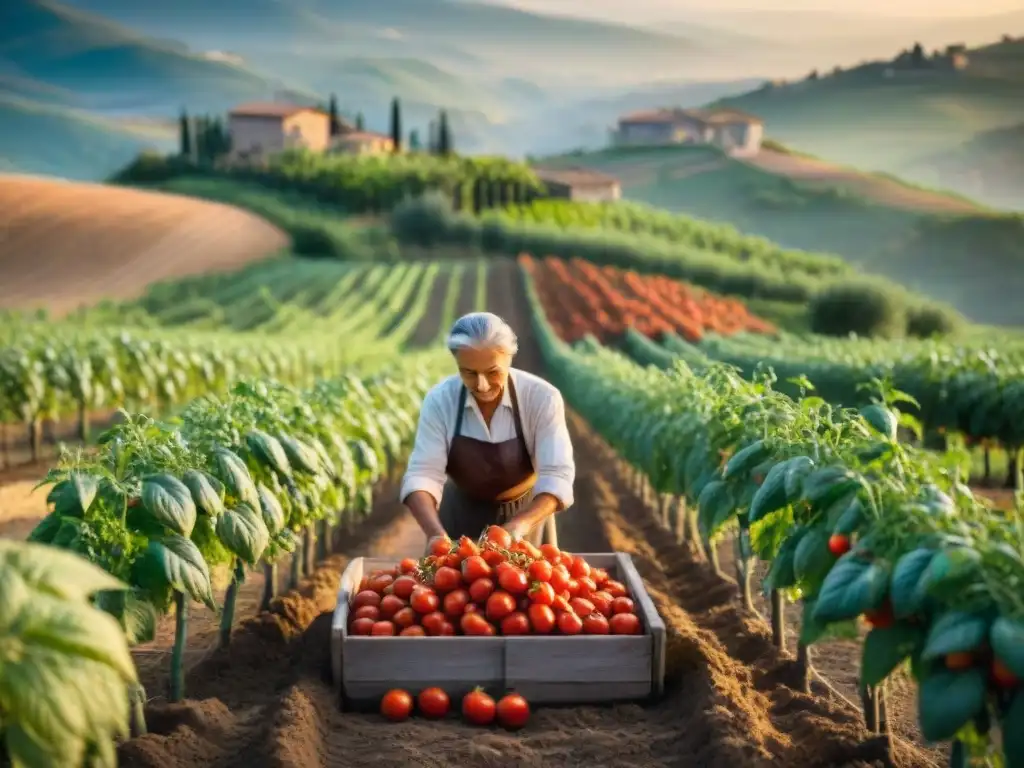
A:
446 312 519 356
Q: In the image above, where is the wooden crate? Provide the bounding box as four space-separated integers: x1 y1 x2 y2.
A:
331 552 666 706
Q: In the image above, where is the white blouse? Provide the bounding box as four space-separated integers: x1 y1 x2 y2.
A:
400 368 575 509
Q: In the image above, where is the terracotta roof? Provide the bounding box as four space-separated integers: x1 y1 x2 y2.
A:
228 102 326 118
618 107 762 126
533 166 620 188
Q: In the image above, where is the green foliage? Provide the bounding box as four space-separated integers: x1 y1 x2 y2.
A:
808 281 906 338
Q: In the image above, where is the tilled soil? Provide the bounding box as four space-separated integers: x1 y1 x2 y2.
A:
117 262 938 768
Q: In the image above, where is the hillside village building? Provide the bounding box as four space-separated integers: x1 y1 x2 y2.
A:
330 131 395 155
532 167 621 202
612 108 764 157
228 102 332 159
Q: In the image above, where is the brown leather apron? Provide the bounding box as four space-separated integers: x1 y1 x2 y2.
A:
439 376 545 543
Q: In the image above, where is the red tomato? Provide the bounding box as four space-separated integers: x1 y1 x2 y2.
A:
496 693 530 730
392 607 417 629
399 625 426 637
438 621 456 636
501 611 531 635
410 588 440 614
461 612 497 636
558 553 573 569
828 534 851 556
582 613 610 635
380 689 413 721
371 621 396 636
603 580 627 598
443 588 471 617
430 537 453 556
864 600 894 629
991 658 1020 688
528 559 553 583
353 590 381 609
611 597 635 615
569 597 596 617
457 536 481 559
433 566 463 592
609 612 641 635
528 604 556 634
539 544 561 563
464 603 481 614
549 566 571 593
570 556 591 579
556 610 583 635
379 594 406 620
529 582 555 606
417 687 451 718
552 595 571 613
462 555 492 583
576 577 597 597
468 577 495 604
945 652 975 670
367 574 394 593
498 567 529 595
445 554 463 569
350 617 375 635
353 605 380 622
591 567 609 585
462 688 497 725
590 593 612 618
398 558 418 574
421 611 448 636
486 591 517 621
485 525 513 549
391 576 419 600
482 548 506 567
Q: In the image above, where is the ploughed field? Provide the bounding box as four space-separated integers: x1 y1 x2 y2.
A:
12 249 1019 765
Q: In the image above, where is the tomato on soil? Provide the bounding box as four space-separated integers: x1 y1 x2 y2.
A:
501 612 531 635
828 534 851 557
381 689 414 721
486 591 517 621
945 652 975 670
556 610 583 635
410 588 440 614
468 577 495 603
371 621 396 636
583 613 610 635
528 559 553 582
611 596 635 615
609 612 641 635
433 566 463 592
462 689 497 725
528 603 556 634
351 617 375 635
461 612 497 636
496 693 530 730
417 687 451 718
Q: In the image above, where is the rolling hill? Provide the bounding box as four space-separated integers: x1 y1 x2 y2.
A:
705 38 1024 196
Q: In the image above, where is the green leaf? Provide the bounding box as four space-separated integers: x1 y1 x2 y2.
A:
213 447 260 509
990 616 1024 678
748 459 789 524
762 530 802 593
799 597 859 645
794 527 834 587
0 565 31 632
245 429 292 477
1001 690 1024 768
783 455 814 500
278 433 321 474
4 722 84 768
257 484 286 536
861 623 925 686
45 473 99 518
141 474 197 537
890 548 935 619
216 503 270 565
920 547 982 600
26 513 63 544
860 404 898 441
921 611 990 661
801 465 861 509
917 668 987 742
722 439 767 480
181 469 225 518
812 554 890 624
0 540 126 601
831 497 864 535
95 589 158 646
134 535 215 609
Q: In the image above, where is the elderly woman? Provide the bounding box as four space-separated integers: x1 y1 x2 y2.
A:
400 312 574 551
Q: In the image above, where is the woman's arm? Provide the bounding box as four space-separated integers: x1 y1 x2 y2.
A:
506 388 575 538
400 391 449 540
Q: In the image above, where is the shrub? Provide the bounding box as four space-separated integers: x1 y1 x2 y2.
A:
906 302 964 338
390 192 457 247
808 281 906 338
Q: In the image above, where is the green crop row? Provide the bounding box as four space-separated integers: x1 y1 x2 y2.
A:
522 265 1024 767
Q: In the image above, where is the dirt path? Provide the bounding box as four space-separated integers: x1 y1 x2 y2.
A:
454 262 477 319
742 150 979 214
405 267 452 348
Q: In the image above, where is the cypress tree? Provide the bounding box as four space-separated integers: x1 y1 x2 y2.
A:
355 112 365 131
437 110 452 156
389 98 402 152
328 94 341 136
179 109 192 158
408 129 421 151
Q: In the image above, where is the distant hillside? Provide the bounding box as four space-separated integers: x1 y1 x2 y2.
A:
910 122 1024 209
0 0 304 113
538 145 1024 326
709 38 1024 192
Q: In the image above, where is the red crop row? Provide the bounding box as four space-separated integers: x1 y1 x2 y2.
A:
519 254 776 344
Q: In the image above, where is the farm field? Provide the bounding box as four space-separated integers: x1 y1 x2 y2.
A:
2 176 1021 768
534 146 1024 326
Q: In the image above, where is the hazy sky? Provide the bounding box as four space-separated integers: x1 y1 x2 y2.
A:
488 0 1023 21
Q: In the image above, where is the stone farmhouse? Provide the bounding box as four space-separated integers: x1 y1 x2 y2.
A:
227 102 392 159
532 166 621 202
611 108 764 157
